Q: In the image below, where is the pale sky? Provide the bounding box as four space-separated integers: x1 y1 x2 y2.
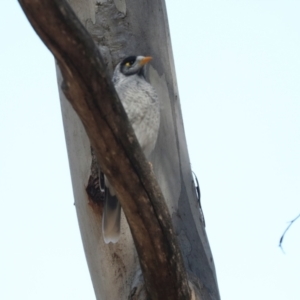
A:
1 1 299 299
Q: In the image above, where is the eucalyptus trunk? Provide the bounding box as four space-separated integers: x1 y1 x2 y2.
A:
19 0 221 299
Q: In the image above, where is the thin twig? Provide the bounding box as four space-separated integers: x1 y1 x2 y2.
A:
279 213 300 252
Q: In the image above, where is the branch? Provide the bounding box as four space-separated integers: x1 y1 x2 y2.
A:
279 213 300 252
18 0 191 299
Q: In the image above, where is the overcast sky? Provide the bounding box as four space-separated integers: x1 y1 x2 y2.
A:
1 1 299 299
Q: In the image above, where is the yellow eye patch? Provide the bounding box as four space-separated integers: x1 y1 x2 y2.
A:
125 62 131 67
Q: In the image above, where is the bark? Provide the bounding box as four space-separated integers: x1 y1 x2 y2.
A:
18 0 220 299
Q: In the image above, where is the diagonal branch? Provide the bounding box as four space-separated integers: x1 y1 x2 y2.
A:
18 0 191 299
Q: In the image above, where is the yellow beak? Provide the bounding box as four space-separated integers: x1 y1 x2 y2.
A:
139 56 152 66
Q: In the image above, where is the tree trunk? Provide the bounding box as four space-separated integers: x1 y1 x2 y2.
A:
20 0 221 299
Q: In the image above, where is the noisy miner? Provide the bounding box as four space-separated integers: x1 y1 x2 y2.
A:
102 55 160 244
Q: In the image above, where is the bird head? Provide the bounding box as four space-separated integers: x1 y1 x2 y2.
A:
119 56 152 77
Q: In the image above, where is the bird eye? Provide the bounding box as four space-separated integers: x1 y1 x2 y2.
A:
125 60 135 67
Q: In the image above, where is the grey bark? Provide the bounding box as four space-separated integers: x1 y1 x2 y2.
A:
18 0 220 299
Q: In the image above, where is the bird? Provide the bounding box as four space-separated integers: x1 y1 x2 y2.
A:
102 55 160 244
